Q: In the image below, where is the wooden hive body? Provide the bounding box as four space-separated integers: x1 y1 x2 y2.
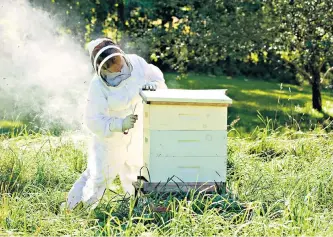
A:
140 89 232 183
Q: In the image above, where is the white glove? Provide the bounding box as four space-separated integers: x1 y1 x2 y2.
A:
122 114 138 132
142 82 157 91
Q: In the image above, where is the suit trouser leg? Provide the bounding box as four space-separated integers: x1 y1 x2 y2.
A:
67 169 107 209
67 169 89 209
119 162 139 195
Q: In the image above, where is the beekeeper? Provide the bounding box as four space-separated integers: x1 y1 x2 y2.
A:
66 38 167 209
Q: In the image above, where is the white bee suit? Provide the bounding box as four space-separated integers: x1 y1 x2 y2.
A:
67 54 167 209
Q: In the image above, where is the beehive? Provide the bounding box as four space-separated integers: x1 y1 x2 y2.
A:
139 89 232 183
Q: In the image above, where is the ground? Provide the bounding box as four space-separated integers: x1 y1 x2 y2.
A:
1 130 333 236
1 74 333 236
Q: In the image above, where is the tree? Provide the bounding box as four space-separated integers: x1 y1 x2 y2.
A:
160 0 333 111
199 0 333 111
259 0 333 111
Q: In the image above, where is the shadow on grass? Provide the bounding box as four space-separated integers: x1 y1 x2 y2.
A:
92 189 248 236
165 73 333 135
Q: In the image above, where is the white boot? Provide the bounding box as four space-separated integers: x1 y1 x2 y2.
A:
66 169 89 210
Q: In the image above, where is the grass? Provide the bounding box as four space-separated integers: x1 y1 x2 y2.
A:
0 121 25 137
165 73 333 136
1 74 333 235
1 127 333 236
1 73 332 137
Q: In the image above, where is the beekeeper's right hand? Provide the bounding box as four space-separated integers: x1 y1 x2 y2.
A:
122 114 138 132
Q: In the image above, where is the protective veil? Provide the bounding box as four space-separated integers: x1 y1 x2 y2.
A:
67 39 167 209
105 58 131 87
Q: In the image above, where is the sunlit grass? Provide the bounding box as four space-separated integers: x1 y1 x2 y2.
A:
0 121 24 131
165 73 333 135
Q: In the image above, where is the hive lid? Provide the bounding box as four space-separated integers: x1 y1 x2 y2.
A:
140 89 232 104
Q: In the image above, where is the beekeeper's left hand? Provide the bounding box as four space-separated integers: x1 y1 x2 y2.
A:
142 82 157 91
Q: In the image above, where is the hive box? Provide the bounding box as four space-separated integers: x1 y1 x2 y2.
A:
139 89 232 183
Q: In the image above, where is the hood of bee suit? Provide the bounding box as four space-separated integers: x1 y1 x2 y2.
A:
86 38 133 86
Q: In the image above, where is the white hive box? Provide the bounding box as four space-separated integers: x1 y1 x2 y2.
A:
140 89 232 183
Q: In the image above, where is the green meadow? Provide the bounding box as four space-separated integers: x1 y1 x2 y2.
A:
1 74 333 236
165 73 333 135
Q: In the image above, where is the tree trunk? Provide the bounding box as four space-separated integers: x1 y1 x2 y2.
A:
311 71 322 112
117 0 126 30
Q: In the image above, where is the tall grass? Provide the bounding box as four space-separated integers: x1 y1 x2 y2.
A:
1 74 332 235
1 126 333 236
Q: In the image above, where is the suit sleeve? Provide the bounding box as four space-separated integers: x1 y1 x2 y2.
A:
84 80 123 137
137 55 168 89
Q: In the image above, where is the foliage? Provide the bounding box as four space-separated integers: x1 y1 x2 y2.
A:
28 0 127 44
146 0 333 111
257 0 333 111
120 0 333 112
27 0 297 82
27 0 333 109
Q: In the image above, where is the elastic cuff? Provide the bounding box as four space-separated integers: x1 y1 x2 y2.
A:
109 117 124 132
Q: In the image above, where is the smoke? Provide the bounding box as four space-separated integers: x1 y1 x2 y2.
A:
0 0 91 132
